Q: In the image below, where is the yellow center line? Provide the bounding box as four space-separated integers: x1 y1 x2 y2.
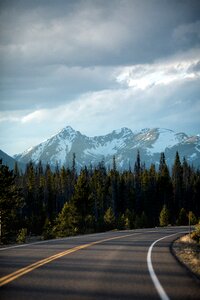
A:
0 232 138 287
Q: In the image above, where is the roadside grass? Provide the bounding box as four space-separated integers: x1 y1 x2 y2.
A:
173 234 200 278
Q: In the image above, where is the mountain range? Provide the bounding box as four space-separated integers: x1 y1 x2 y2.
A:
12 126 200 170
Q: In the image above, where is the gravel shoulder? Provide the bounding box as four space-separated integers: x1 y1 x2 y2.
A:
172 234 200 279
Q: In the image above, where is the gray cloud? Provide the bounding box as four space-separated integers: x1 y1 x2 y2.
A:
0 0 200 154
1 0 200 66
0 65 116 110
1 0 200 111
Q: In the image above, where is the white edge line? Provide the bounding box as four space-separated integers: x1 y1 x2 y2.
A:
147 231 188 300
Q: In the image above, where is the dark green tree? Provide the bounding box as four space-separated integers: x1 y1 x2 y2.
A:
42 217 54 240
159 205 170 227
108 156 119 217
148 164 157 226
53 202 78 237
189 211 198 225
157 153 173 221
172 152 183 215
104 207 115 230
72 167 92 232
134 150 142 214
44 164 55 221
177 207 188 225
0 160 24 243
89 162 108 230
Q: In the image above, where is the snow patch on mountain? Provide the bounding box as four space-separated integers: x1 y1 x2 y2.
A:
148 128 181 155
84 138 125 157
190 153 197 159
52 139 72 165
195 145 200 153
31 143 46 163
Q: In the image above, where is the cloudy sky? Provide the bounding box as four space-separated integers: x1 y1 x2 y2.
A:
0 0 200 155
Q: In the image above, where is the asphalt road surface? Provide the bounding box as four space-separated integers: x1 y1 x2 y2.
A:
0 227 199 300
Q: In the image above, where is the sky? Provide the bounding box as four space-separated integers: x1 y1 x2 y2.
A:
0 0 200 156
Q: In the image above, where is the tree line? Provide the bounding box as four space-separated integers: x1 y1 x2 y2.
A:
0 151 199 244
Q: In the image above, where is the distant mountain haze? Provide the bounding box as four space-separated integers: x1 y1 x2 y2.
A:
0 149 25 171
12 126 200 170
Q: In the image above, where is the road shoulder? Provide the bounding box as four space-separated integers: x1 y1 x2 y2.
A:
171 234 200 282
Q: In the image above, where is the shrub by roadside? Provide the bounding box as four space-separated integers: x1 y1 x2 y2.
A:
191 223 200 243
173 224 200 278
16 228 27 244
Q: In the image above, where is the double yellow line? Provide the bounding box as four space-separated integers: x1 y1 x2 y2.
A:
0 233 136 287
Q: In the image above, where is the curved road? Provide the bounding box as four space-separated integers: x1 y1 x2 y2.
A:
0 227 199 299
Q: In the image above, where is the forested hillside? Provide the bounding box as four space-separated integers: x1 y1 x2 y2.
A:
0 151 199 244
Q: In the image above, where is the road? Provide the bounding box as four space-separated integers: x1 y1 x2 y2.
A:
0 227 199 299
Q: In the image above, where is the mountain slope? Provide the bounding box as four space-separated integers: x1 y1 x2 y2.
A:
14 126 200 169
0 149 25 171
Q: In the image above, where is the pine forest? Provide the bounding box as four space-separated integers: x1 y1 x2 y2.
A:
0 151 200 244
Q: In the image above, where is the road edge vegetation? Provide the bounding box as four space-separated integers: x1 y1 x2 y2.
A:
171 223 200 281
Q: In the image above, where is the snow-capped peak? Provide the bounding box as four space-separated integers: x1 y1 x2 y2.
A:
58 125 77 136
15 126 200 169
112 127 133 137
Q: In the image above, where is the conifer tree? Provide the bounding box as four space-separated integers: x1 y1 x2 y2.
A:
134 150 142 214
42 218 54 240
44 164 55 221
189 211 198 225
72 167 91 232
104 207 115 230
159 205 170 227
53 202 78 237
140 211 148 228
141 169 149 214
125 208 135 229
112 155 117 172
109 156 119 217
191 170 200 217
134 214 141 229
23 161 37 233
0 160 23 243
14 161 20 177
25 161 46 234
134 150 141 175
159 152 166 172
157 153 173 219
117 213 126 230
90 162 107 230
60 166 67 197
148 164 157 226
177 208 188 225
172 152 183 214
72 153 77 185
182 157 191 210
